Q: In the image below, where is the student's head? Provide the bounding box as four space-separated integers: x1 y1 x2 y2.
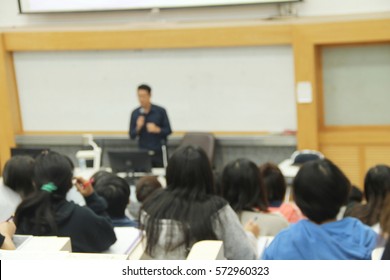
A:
293 159 350 224
221 158 268 213
347 185 363 204
166 145 215 197
94 176 130 219
33 151 74 198
3 155 35 197
137 84 152 108
352 165 390 226
14 151 74 235
364 165 390 204
259 162 286 204
90 170 116 188
136 176 162 202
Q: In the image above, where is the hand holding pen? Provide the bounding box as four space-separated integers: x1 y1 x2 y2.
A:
74 176 94 197
244 216 260 238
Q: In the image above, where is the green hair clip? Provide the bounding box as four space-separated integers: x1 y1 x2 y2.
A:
41 182 58 193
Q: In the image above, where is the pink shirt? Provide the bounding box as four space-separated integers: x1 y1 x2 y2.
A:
269 203 305 223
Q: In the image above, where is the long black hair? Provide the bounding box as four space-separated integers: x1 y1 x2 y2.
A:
347 165 390 226
221 158 268 213
14 151 74 235
140 145 226 256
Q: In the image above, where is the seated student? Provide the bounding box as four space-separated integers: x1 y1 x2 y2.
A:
127 176 163 219
136 176 162 203
259 162 304 223
0 156 35 222
0 221 16 250
337 185 363 219
380 194 390 260
345 165 390 233
94 175 138 227
140 145 257 260
14 151 116 253
263 159 377 260
220 159 289 236
90 170 115 187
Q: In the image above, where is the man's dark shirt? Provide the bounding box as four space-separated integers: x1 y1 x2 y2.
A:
129 104 172 152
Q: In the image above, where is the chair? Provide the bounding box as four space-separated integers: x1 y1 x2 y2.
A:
178 132 215 164
290 150 324 165
278 149 324 202
186 240 225 260
372 247 385 260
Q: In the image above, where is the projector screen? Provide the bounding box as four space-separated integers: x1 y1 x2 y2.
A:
19 0 301 13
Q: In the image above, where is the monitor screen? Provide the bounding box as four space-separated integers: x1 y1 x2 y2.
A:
10 147 50 159
108 150 152 173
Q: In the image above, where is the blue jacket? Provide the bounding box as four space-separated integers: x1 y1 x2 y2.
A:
263 217 377 260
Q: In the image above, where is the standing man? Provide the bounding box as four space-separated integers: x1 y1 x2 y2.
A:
129 84 172 167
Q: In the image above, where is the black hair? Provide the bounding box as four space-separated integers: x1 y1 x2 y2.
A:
3 155 35 197
221 158 268 213
14 151 74 235
347 185 363 204
136 176 162 202
140 145 226 257
380 193 390 236
94 175 130 218
347 165 390 226
260 162 287 204
137 84 152 96
293 158 350 224
90 170 116 188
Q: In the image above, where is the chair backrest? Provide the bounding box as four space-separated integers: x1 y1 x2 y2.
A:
179 132 215 164
186 240 225 260
372 247 385 260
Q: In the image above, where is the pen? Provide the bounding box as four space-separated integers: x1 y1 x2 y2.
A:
82 178 95 189
6 215 14 222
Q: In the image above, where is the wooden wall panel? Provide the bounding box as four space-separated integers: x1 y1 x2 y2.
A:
364 146 390 173
0 34 16 172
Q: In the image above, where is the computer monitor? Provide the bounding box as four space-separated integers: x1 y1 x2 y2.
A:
108 150 152 174
10 147 50 158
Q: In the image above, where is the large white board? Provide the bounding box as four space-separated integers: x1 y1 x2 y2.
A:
13 46 296 132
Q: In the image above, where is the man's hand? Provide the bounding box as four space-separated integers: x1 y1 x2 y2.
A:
146 123 161 133
136 116 145 132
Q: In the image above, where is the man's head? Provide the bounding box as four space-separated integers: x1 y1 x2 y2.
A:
137 84 152 109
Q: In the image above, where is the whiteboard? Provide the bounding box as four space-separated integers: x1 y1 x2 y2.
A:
13 46 296 132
